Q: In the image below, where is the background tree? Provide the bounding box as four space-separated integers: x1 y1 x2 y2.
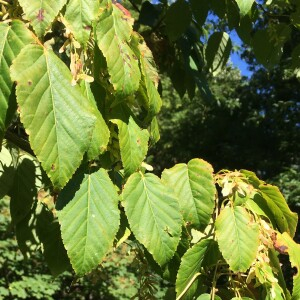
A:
0 0 300 299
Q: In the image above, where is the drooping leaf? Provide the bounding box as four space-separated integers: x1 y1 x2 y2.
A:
137 40 162 122
122 172 182 266
176 239 219 300
259 184 298 237
9 154 42 225
18 0 68 37
80 81 110 160
0 145 16 198
165 0 192 41
0 21 34 141
112 117 149 177
275 232 300 300
57 168 120 276
162 159 215 230
206 32 232 76
252 25 291 68
235 0 254 16
190 0 210 27
64 0 99 46
215 206 259 272
10 44 96 189
95 1 140 96
36 206 71 276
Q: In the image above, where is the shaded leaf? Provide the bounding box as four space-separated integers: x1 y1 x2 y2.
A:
18 0 67 37
57 168 120 276
64 0 99 46
215 206 259 272
9 155 41 225
206 32 232 76
165 0 192 41
10 44 95 189
122 172 182 266
162 159 215 230
80 81 110 160
190 0 209 27
36 206 71 276
112 117 149 177
0 145 15 198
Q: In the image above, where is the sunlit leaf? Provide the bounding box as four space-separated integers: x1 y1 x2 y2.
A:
18 0 68 37
0 21 34 141
259 184 298 237
162 159 215 230
10 44 96 189
64 0 99 46
57 168 120 276
235 0 254 16
215 206 259 272
95 1 140 96
176 239 219 299
112 117 149 177
122 172 182 266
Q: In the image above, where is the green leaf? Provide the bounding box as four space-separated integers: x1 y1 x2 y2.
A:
122 172 182 266
0 21 34 141
235 0 254 16
95 1 140 96
80 81 110 160
196 294 221 300
190 0 209 27
162 159 215 231
215 206 259 272
64 0 99 46
57 168 120 276
36 207 71 276
18 0 68 37
206 32 232 76
259 184 298 237
10 44 95 189
165 0 192 41
149 117 160 144
112 117 149 177
176 239 219 300
0 145 15 198
276 232 300 300
135 36 162 122
9 154 41 225
252 25 291 68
